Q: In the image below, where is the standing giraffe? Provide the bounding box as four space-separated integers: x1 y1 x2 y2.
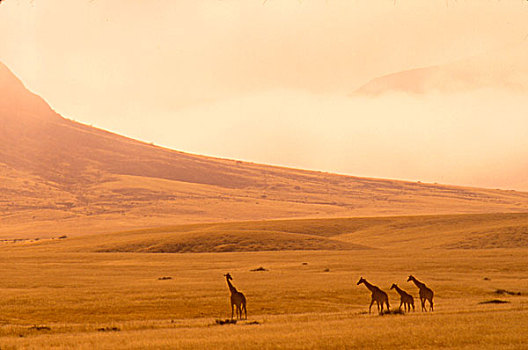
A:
407 275 434 312
224 273 247 320
357 277 390 314
390 283 415 312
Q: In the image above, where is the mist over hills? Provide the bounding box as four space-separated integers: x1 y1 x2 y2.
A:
2 61 528 237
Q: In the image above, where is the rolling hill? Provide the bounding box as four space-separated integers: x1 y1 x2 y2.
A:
3 212 527 253
2 61 528 238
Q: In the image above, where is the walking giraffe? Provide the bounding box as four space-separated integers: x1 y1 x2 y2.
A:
407 275 434 312
390 283 415 312
224 273 247 320
357 277 390 314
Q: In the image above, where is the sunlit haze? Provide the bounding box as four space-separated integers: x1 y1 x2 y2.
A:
1 0 527 190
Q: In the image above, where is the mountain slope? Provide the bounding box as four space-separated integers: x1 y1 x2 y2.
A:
2 62 528 237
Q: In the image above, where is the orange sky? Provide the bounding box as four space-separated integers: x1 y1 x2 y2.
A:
1 0 528 191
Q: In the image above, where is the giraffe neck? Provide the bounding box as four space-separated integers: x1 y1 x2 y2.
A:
362 280 377 293
226 278 238 294
411 278 425 290
394 285 404 295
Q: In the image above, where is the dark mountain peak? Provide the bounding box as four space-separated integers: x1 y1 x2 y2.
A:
0 61 59 120
0 61 260 188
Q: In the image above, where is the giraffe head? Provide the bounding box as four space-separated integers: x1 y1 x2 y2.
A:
224 273 233 281
390 283 397 290
357 277 366 285
407 275 415 282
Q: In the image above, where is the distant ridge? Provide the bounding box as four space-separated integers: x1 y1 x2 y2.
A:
354 42 528 96
2 61 528 237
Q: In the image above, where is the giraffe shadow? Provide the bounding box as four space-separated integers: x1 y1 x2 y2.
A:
380 309 405 316
215 319 237 325
478 299 510 305
357 309 405 316
214 319 261 326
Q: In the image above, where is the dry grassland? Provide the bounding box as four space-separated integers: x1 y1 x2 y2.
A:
1 214 528 349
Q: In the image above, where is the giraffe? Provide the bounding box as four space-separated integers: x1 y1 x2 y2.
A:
390 283 415 312
407 275 434 312
356 277 390 314
224 273 247 320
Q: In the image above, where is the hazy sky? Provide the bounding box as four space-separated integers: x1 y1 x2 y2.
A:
1 0 528 190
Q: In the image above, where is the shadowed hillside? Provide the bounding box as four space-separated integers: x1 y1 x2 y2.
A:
95 230 368 253
2 62 528 237
90 212 528 251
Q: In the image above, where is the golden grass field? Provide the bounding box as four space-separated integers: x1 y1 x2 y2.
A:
1 213 527 349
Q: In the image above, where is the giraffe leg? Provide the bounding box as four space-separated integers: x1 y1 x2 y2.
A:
399 300 403 311
231 303 234 320
369 299 375 314
243 303 247 320
429 298 434 312
421 297 426 312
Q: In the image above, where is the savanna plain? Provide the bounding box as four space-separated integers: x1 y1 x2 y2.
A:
1 214 527 350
